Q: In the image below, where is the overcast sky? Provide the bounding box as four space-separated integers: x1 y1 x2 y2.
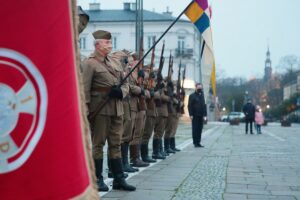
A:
77 0 300 79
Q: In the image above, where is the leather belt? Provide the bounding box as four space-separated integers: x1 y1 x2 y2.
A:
92 87 111 93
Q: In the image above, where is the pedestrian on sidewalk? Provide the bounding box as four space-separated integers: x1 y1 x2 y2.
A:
188 83 207 148
242 98 255 134
255 105 264 134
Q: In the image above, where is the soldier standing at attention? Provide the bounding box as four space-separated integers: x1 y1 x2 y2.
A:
152 81 170 159
141 70 160 162
128 58 150 168
164 81 179 154
82 30 136 191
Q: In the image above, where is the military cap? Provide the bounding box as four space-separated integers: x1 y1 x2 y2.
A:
93 30 112 40
77 6 90 21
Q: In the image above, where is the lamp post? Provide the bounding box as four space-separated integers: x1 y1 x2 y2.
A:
244 90 249 104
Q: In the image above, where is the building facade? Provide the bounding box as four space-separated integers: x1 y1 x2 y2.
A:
80 2 203 86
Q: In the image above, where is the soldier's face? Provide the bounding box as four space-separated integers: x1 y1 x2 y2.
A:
96 39 112 56
128 56 138 67
78 15 88 34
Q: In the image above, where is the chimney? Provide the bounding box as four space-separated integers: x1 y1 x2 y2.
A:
89 2 100 10
131 3 136 10
123 2 130 11
162 6 172 16
123 2 136 11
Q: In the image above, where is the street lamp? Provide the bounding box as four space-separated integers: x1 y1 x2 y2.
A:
222 107 226 112
266 104 270 109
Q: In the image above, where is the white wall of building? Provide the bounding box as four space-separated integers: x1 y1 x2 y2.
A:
79 19 202 83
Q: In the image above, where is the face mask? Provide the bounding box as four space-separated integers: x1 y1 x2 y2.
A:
100 44 112 55
196 89 202 93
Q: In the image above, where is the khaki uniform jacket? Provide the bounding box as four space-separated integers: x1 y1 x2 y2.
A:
156 88 170 117
82 51 129 116
128 71 141 112
168 97 179 115
146 91 159 117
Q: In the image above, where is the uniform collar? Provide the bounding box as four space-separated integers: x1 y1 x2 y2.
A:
90 50 106 63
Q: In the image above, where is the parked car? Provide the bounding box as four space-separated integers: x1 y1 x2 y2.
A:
228 112 245 122
220 115 228 122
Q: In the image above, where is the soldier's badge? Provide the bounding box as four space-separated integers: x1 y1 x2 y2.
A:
0 48 48 173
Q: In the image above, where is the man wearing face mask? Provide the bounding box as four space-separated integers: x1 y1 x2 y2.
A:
188 83 207 148
82 30 136 191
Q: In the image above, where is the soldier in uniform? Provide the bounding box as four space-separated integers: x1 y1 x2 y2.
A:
82 30 136 191
140 69 158 162
129 66 153 168
163 81 178 154
113 51 144 172
169 100 183 152
152 81 170 159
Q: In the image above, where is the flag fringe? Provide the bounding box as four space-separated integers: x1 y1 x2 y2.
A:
70 0 99 199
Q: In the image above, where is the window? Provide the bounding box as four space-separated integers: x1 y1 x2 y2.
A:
147 36 156 49
177 36 185 54
112 36 117 50
79 37 86 50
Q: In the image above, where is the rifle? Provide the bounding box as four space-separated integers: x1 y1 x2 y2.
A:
154 41 165 107
146 37 156 89
176 60 182 112
180 66 186 114
166 52 174 97
156 41 165 89
167 51 173 83
137 36 146 111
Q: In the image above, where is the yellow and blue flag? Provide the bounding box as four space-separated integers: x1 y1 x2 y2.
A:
185 0 216 96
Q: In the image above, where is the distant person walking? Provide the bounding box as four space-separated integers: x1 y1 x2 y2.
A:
255 106 264 134
188 83 207 147
242 98 256 134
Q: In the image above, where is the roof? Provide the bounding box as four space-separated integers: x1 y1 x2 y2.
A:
85 9 189 23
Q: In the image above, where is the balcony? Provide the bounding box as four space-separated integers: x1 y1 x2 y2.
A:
175 48 193 58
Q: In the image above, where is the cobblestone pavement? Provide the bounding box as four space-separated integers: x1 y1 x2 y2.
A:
100 122 300 200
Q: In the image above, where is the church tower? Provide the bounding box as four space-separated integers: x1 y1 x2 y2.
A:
264 46 272 82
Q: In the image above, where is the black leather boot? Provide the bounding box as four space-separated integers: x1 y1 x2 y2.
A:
108 154 129 178
152 139 166 159
170 137 181 151
141 143 156 163
160 138 169 157
130 144 149 167
94 159 109 191
110 159 136 191
121 143 139 173
164 138 176 154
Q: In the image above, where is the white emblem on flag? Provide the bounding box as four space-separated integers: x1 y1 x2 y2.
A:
0 48 48 173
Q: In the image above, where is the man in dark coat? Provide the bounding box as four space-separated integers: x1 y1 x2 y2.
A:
188 83 207 147
242 98 256 134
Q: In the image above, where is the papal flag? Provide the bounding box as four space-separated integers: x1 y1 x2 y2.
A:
0 1 98 199
185 0 216 96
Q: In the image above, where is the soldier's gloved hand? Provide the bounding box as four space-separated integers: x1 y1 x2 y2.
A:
150 89 155 97
167 81 173 88
109 86 123 99
150 71 156 79
159 82 165 89
140 88 145 96
138 69 145 78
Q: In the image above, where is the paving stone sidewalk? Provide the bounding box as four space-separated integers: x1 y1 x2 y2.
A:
100 123 300 200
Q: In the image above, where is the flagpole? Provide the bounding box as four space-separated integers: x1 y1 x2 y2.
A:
120 0 194 85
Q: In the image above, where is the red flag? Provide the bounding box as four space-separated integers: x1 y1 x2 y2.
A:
0 1 92 199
